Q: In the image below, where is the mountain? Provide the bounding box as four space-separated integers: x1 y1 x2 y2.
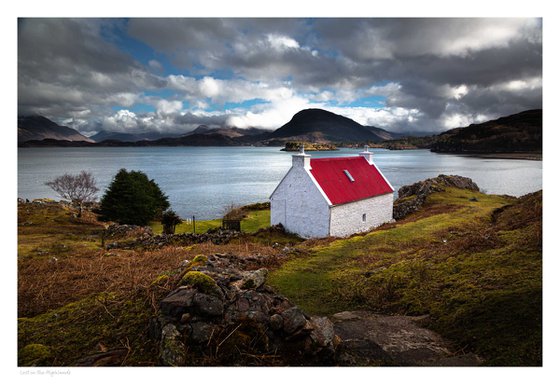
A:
187 126 269 139
89 130 179 142
18 109 405 147
18 115 93 144
431 109 542 154
267 108 401 143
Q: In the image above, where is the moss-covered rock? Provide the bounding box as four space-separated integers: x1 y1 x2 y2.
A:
180 271 218 295
19 343 52 366
192 255 208 264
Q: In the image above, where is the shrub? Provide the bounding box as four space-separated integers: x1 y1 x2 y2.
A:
161 210 182 234
98 169 169 225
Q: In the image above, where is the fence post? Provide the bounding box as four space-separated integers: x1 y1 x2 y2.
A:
192 215 196 234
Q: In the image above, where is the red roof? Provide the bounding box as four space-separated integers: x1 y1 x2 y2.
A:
309 156 394 205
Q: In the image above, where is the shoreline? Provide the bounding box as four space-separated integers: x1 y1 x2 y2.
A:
433 151 542 161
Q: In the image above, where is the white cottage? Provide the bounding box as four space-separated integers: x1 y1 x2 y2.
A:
270 146 394 238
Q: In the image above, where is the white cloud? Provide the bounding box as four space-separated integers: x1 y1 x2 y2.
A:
103 109 140 132
267 34 300 51
156 100 183 115
440 110 490 130
329 106 422 128
496 76 542 92
199 76 221 98
226 95 315 129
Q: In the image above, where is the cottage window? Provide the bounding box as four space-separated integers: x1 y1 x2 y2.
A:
362 213 366 222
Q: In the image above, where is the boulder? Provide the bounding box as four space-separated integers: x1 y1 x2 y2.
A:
159 288 196 318
160 323 186 366
281 307 307 335
192 293 224 317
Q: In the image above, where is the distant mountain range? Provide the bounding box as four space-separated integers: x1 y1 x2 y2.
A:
18 109 403 147
89 130 183 142
18 115 93 143
17 109 543 156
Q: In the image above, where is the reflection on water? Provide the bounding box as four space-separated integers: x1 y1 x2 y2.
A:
18 147 542 219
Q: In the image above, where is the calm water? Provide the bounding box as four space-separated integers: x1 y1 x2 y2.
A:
18 147 542 219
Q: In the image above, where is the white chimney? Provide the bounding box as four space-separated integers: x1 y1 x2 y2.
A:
360 145 373 164
292 144 311 170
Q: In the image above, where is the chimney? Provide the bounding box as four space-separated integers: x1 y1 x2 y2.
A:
292 144 311 170
360 145 373 164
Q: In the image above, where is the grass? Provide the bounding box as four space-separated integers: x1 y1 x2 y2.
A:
17 201 283 366
18 188 541 366
18 202 103 259
268 188 542 365
18 293 156 366
149 208 270 235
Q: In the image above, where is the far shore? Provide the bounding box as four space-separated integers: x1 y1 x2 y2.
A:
438 152 542 161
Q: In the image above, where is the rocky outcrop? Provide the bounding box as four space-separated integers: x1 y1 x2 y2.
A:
332 311 482 366
393 175 480 220
155 254 338 366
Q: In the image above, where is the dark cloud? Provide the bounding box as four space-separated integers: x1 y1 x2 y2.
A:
18 19 165 119
18 18 542 134
174 112 228 128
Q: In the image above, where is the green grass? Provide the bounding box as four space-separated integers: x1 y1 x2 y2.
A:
18 293 157 366
268 187 542 365
150 209 270 235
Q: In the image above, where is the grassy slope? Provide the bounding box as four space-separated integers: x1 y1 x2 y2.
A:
268 187 542 365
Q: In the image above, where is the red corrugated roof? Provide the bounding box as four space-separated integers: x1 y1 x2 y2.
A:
310 156 393 205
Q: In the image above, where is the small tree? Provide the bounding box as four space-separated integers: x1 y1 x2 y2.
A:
98 169 169 225
45 171 99 217
161 209 182 234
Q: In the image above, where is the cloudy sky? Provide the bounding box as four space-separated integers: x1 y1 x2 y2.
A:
17 18 542 136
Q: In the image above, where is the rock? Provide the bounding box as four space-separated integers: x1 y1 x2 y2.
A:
156 253 338 366
193 293 224 317
179 259 190 267
394 175 480 220
235 268 268 290
160 323 186 366
189 322 217 344
269 314 284 330
331 310 483 366
309 316 335 348
180 313 192 324
160 288 196 318
281 307 307 335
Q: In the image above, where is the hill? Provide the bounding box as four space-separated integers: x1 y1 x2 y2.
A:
89 130 180 142
267 108 401 143
269 179 542 366
18 115 93 144
430 109 542 154
189 125 268 138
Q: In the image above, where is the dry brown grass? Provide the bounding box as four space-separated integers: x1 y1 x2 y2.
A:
18 246 190 317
